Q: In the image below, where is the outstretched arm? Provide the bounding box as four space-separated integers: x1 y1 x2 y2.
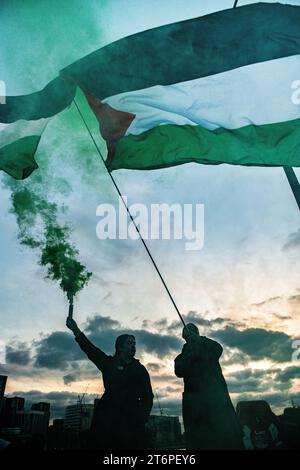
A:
66 316 107 371
66 316 81 338
174 344 193 378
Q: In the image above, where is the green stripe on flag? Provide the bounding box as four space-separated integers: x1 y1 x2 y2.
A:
0 77 76 124
0 135 41 179
110 119 300 171
61 3 300 100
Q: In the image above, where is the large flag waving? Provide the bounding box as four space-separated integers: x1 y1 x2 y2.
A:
1 2 300 178
61 2 300 171
0 78 76 179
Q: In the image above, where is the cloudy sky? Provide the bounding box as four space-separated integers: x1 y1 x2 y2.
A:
1 0 300 420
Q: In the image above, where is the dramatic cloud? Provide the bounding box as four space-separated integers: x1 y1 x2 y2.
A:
213 326 294 363
2 344 96 386
272 314 292 321
4 314 299 416
227 370 269 394
221 351 249 367
151 318 169 332
31 315 182 378
84 314 182 358
151 374 180 385
274 366 300 383
282 229 300 251
62 360 102 386
152 396 182 417
0 362 38 379
134 330 182 358
165 311 232 336
146 363 161 373
252 297 281 308
163 386 182 395
63 374 77 385
34 332 84 370
184 311 230 328
84 315 120 333
5 341 31 366
234 392 300 412
288 294 300 305
226 368 293 395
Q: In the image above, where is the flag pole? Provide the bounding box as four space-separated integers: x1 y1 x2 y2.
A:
233 2 300 212
283 167 300 211
73 99 186 327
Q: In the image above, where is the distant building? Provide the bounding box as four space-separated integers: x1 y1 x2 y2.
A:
1 397 25 428
47 419 65 450
1 397 50 441
279 406 300 449
0 375 7 415
0 395 50 449
52 418 64 430
64 404 94 433
283 407 300 425
22 410 49 437
147 415 182 449
31 402 50 434
31 402 50 414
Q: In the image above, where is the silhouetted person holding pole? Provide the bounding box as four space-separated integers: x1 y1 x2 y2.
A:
66 303 153 449
175 323 243 450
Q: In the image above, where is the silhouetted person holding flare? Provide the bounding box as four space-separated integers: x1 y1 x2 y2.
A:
66 299 153 449
175 323 243 450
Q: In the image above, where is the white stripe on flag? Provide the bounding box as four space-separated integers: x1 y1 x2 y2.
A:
0 118 50 148
103 54 300 136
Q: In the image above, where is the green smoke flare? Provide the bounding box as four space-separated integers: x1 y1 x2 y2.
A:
9 186 92 300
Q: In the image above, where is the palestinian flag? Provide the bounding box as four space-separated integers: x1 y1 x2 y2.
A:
0 78 75 179
1 3 300 179
60 2 300 171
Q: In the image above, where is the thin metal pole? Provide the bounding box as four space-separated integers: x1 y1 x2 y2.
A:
73 99 186 327
283 167 300 211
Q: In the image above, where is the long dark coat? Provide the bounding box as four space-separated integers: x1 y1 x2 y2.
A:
175 336 243 450
76 333 153 449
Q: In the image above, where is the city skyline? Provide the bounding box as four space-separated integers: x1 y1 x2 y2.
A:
0 375 185 450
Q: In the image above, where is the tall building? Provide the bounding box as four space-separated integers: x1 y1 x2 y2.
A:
47 419 65 450
16 402 51 438
0 375 7 417
31 402 50 414
64 404 94 433
1 396 25 428
23 410 48 436
0 376 7 400
52 418 64 430
1 398 50 437
31 402 50 433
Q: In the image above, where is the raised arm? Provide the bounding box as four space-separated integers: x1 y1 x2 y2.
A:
174 344 193 378
66 316 108 371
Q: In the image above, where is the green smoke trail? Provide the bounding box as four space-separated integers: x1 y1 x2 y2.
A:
8 184 92 300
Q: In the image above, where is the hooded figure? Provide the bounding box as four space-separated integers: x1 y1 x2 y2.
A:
175 323 243 450
67 316 153 449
